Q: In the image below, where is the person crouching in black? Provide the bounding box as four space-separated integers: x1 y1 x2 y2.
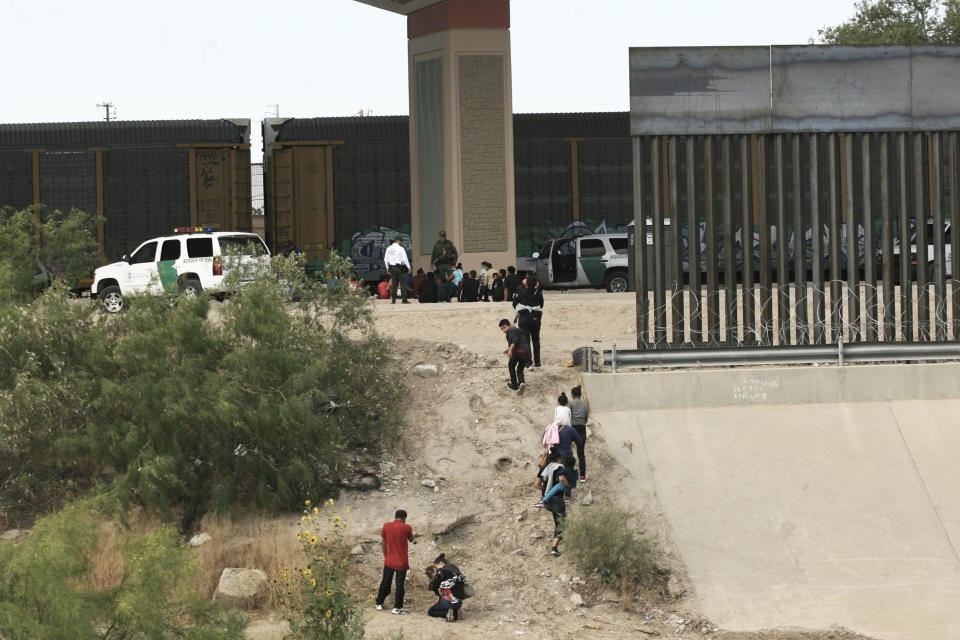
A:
425 553 464 622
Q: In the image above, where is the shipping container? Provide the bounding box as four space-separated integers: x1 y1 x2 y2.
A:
0 119 253 267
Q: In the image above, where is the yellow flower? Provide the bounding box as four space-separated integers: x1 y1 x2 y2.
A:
312 506 319 514
326 589 334 596
326 610 332 619
333 516 341 523
296 532 302 540
326 498 335 506
305 499 311 506
310 578 317 586
283 566 289 574
345 506 351 513
302 568 312 577
309 536 318 545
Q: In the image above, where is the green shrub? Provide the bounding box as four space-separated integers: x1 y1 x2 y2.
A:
564 504 663 594
0 206 101 303
0 497 247 640
0 249 404 528
278 499 364 640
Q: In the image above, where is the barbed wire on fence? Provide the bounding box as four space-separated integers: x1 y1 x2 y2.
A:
636 280 958 350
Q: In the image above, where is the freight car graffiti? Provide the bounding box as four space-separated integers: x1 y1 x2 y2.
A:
197 149 226 190
342 225 412 283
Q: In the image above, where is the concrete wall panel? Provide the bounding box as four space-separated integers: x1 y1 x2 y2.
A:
459 54 509 252
630 45 960 135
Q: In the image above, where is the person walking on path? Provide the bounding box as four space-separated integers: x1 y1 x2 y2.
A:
383 236 411 304
513 272 544 367
569 385 590 482
535 449 575 556
499 318 530 394
431 231 458 282
554 391 572 430
552 392 583 477
375 509 414 615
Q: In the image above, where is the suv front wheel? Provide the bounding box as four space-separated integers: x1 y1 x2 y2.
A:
179 279 202 298
100 285 125 313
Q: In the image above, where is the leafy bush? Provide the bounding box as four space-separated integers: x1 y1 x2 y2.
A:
0 497 247 640
278 499 364 640
0 286 109 523
0 249 404 528
0 206 101 302
564 504 664 595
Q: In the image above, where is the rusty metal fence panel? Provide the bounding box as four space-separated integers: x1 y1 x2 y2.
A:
634 132 960 348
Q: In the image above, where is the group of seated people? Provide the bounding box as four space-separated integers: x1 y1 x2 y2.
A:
375 262 527 303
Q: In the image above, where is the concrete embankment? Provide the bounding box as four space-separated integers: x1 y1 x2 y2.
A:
585 363 960 640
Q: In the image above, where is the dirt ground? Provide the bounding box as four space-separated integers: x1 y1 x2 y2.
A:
254 291 876 640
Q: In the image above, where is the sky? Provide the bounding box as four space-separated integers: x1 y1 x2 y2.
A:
4 0 859 155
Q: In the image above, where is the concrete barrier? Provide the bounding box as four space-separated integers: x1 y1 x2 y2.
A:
584 362 960 411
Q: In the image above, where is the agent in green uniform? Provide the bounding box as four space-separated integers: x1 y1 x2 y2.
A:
431 231 458 282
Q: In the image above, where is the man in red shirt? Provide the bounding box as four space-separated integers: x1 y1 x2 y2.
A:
375 509 414 615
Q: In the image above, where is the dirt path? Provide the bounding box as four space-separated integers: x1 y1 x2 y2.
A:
316 293 875 640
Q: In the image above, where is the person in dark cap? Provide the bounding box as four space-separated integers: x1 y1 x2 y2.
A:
431 230 458 283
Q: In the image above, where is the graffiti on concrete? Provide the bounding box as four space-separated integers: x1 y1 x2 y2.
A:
343 225 412 282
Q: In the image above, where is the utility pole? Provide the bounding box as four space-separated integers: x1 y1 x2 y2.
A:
97 102 116 121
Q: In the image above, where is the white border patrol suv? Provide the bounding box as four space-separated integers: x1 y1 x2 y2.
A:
532 232 629 292
92 228 271 313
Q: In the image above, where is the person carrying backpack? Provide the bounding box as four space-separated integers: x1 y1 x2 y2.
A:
535 450 576 556
425 553 471 622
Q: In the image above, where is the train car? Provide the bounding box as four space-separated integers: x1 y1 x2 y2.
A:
262 115 410 281
0 119 253 275
262 112 633 280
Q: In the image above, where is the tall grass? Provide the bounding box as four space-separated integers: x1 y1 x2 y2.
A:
191 515 306 609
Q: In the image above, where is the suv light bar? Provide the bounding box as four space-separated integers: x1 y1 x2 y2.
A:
173 226 218 233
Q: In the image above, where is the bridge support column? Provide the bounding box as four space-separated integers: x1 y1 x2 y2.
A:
407 0 516 272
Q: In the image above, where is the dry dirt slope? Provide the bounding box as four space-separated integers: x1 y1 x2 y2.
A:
320 293 875 640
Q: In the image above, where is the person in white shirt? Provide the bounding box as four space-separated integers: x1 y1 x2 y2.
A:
554 392 572 427
383 236 411 304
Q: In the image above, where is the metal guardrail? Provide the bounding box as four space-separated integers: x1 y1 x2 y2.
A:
586 341 960 371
